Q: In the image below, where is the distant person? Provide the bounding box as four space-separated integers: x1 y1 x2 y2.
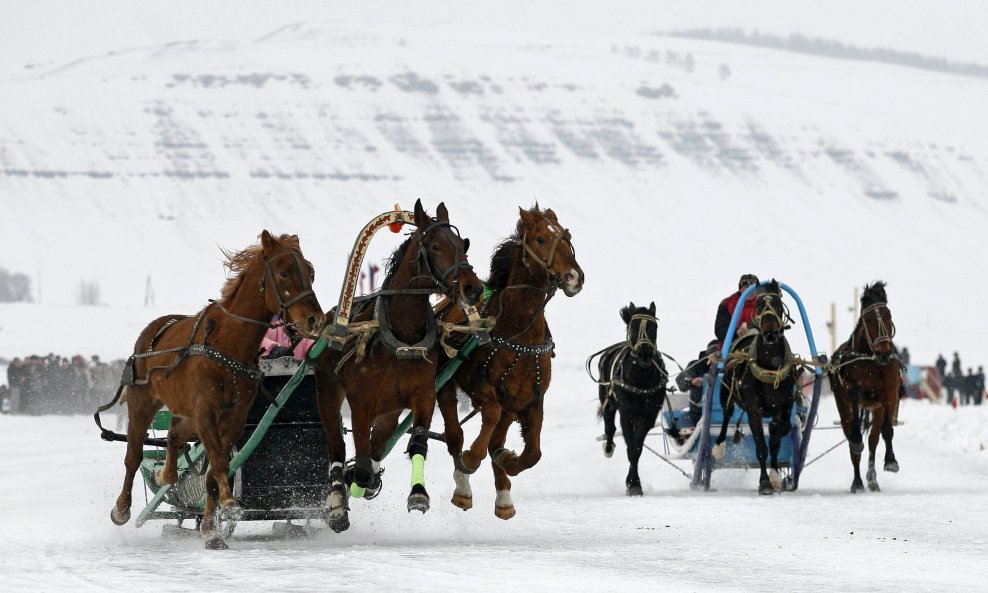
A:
899 347 910 366
962 368 976 406
975 366 985 406
714 274 760 346
947 352 963 404
935 353 948 401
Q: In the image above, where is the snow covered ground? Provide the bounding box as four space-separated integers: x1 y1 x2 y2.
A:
2 2 987 591
1 381 986 592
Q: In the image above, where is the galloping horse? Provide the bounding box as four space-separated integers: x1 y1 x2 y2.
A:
436 206 584 519
595 302 668 496
829 281 901 493
311 200 483 532
109 231 324 549
713 280 798 495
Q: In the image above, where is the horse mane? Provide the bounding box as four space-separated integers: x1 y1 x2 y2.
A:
382 234 415 288
487 205 546 290
218 233 296 303
861 281 888 307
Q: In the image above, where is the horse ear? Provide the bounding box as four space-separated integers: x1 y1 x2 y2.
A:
436 202 449 222
414 199 428 227
620 307 633 324
518 206 535 226
463 237 470 254
260 229 275 252
649 301 656 315
545 208 559 223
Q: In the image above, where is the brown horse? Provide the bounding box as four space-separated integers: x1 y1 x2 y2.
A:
311 200 483 532
109 231 324 549
829 281 902 493
437 206 584 519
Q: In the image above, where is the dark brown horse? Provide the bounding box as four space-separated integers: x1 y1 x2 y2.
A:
713 280 798 495
829 281 901 493
311 200 483 532
436 206 584 519
109 231 324 549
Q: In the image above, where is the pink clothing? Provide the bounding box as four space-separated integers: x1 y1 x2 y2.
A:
259 325 315 359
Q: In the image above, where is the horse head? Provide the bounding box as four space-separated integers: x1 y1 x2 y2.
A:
407 199 484 306
753 279 785 347
258 230 324 337
856 281 895 359
517 206 584 297
620 301 658 363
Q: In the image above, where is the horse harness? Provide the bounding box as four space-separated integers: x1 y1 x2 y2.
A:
519 215 573 283
600 344 668 399
475 293 556 401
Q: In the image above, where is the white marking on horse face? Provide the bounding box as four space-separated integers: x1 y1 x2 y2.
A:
495 489 513 507
564 268 582 294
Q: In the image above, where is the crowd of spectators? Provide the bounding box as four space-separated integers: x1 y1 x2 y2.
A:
2 354 125 415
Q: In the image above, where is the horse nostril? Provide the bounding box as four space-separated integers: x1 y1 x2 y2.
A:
307 315 318 332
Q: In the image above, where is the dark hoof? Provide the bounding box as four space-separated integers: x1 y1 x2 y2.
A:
407 484 430 514
849 440 864 454
626 484 643 497
884 459 899 473
782 477 797 492
850 480 865 494
327 512 350 533
110 506 131 526
204 536 229 550
492 447 513 466
602 442 615 458
868 481 881 492
758 482 775 496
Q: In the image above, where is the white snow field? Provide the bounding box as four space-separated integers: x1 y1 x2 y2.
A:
1 3 987 592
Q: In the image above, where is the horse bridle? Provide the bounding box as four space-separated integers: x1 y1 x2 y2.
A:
411 219 473 299
519 216 574 283
260 248 316 325
854 302 896 351
627 313 658 357
753 293 786 332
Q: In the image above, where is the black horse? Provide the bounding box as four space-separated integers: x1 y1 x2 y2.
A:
713 280 798 495
594 302 668 496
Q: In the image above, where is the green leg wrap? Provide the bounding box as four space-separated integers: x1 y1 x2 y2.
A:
411 453 425 487
350 483 366 498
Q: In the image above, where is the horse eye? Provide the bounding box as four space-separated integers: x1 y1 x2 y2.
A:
536 236 546 245
430 243 440 252
279 270 289 279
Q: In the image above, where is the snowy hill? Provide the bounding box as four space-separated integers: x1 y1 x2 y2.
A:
2 16 988 366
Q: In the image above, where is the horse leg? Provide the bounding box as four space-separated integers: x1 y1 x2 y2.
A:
881 406 899 473
488 412 518 520
347 403 380 499
156 414 194 486
437 382 473 510
494 401 544 477
866 406 884 492
460 384 502 473
111 386 158 525
601 389 617 458
767 411 790 493
748 411 773 495
712 399 734 461
616 400 643 496
844 386 865 493
197 412 243 549
314 372 349 532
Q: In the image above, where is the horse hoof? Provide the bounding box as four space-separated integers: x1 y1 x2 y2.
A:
110 506 131 526
868 482 881 492
492 447 515 467
884 460 900 473
204 536 229 550
494 505 516 520
451 493 473 510
626 484 643 497
758 482 775 496
407 493 430 514
454 453 479 475
327 512 350 533
850 481 865 494
769 470 782 492
712 442 726 461
154 466 177 487
602 442 614 458
220 502 243 522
